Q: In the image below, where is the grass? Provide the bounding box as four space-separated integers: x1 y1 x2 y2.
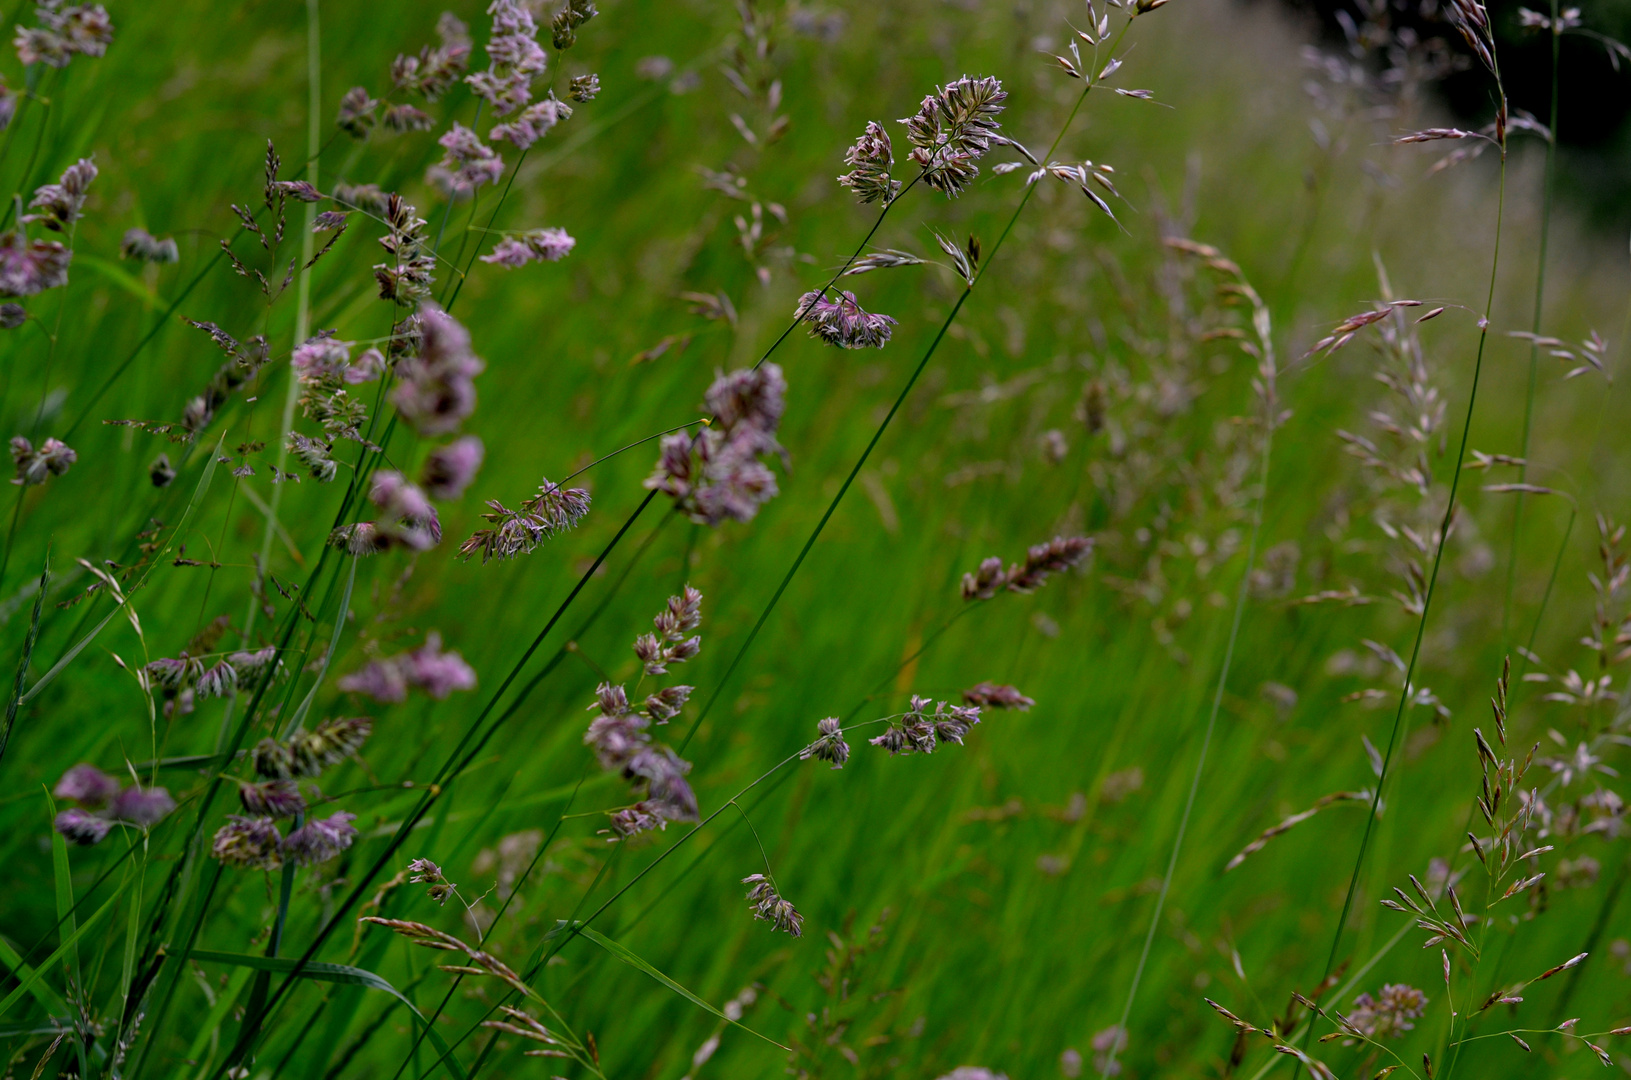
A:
0 0 1628 1078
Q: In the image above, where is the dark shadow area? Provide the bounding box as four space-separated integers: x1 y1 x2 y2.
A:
1282 0 1631 225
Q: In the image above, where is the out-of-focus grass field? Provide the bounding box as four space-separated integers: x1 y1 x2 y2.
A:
2 0 1629 1077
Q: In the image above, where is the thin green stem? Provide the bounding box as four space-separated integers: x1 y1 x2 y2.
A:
246 0 322 648
1502 1 1562 646
1102 339 1278 1077
677 36 1125 754
1298 145 1509 1063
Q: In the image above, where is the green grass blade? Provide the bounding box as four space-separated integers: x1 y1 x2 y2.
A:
72 253 167 311
0 874 129 1021
282 555 356 739
180 965 252 1080
0 936 70 1020
20 436 222 706
577 927 789 1051
0 552 48 764
185 950 468 1080
46 792 80 1000
117 839 146 1024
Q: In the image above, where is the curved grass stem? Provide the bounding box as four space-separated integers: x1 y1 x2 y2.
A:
1295 128 1510 1076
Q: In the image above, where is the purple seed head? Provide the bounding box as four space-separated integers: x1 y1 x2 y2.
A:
238 779 305 819
55 808 111 846
421 436 485 499
111 785 176 827
281 811 358 866
54 763 120 808
211 815 284 870
10 434 76 485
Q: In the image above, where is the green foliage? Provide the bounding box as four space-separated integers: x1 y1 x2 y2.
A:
0 1 1627 1079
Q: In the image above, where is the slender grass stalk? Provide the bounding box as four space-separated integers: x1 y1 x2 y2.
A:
244 0 322 650
1295 137 1509 1073
0 550 46 767
678 21 1133 753
1501 0 1562 646
203 114 948 1071
365 516 676 1078
1101 315 1279 1077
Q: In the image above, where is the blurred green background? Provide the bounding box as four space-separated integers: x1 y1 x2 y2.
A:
1 0 1628 1077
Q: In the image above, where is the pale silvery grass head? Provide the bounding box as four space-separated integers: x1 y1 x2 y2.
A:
899 75 1007 197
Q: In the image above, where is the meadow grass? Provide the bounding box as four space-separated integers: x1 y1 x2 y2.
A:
1 1 1629 1079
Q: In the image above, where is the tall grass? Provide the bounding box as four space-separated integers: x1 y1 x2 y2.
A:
1 1 1629 1079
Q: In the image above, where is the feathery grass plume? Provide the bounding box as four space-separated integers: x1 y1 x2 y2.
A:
54 763 119 807
798 716 849 769
962 682 1033 710
741 874 803 936
960 535 1092 600
237 779 304 819
1223 789 1370 872
111 785 175 826
282 811 358 865
334 180 391 216
0 228 70 297
842 249 924 276
646 364 786 524
382 102 434 133
931 228 981 284
1343 985 1427 1041
480 226 575 266
292 333 383 387
550 0 598 50
140 642 283 710
899 75 1007 197
291 334 383 451
428 123 505 198
481 1005 571 1057
421 435 484 499
177 319 270 434
330 470 441 555
373 193 436 302
24 157 96 231
338 633 474 702
54 807 110 845
358 917 534 999
9 436 76 485
249 719 370 781
290 716 374 776
490 94 572 149
391 12 470 100
837 120 900 204
459 476 590 562
633 586 702 674
392 304 484 435
210 815 284 870
407 857 456 905
336 86 379 137
14 0 112 68
467 0 547 116
793 289 897 349
274 432 330 483
1031 159 1120 223
868 695 981 755
120 227 178 263
569 73 599 101
584 619 700 836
